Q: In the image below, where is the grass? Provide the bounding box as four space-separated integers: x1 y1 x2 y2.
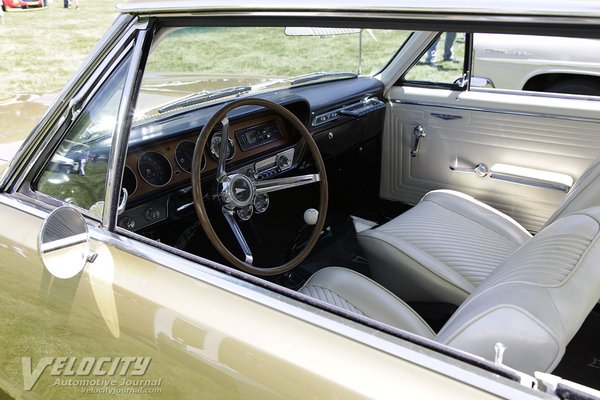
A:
146 28 410 77
0 0 119 99
1 7 463 143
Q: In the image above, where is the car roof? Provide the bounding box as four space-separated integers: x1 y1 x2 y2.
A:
117 0 600 20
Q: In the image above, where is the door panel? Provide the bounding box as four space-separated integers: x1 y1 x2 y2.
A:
382 86 600 231
0 197 502 399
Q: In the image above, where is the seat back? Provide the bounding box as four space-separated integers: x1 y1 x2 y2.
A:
545 157 600 227
436 207 600 374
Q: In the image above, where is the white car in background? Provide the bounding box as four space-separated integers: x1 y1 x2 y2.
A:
473 33 600 95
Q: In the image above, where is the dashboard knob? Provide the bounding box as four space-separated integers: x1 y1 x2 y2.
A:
145 207 161 220
121 217 136 230
276 154 292 170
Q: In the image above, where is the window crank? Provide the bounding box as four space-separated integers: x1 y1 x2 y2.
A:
411 125 426 157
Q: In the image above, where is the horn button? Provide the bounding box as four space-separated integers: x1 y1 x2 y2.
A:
219 174 255 209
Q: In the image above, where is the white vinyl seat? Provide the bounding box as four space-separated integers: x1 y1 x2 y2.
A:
359 156 600 305
357 189 532 304
302 207 600 373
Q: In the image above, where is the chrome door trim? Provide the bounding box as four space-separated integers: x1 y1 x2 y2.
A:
393 99 600 124
490 172 572 193
104 27 152 230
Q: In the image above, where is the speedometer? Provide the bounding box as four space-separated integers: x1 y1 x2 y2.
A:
209 132 236 161
138 151 173 186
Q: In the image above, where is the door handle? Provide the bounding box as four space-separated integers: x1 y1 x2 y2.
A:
411 125 426 157
449 162 489 177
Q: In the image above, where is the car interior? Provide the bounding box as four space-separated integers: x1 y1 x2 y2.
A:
30 23 600 390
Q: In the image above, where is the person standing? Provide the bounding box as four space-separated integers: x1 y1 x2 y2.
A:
425 32 458 67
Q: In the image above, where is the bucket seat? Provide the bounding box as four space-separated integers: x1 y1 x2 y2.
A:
301 206 600 373
357 158 600 304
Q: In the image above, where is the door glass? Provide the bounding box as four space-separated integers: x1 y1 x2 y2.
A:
36 55 132 211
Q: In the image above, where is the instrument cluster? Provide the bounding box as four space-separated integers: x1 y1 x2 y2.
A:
123 116 290 202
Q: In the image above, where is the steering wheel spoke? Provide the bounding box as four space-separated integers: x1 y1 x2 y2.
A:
222 208 254 265
216 117 230 180
255 173 320 195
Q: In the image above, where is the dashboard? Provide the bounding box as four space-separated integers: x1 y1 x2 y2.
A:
117 77 386 232
122 114 293 201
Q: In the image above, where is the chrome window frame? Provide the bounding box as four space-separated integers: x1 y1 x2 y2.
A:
9 19 150 226
0 14 135 192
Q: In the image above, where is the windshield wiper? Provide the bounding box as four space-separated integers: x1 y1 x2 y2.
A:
158 86 252 114
290 72 358 85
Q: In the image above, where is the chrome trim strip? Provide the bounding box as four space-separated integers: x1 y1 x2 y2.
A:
393 99 600 124
105 27 152 230
431 112 463 121
140 11 600 29
471 86 600 102
490 172 571 193
115 3 600 21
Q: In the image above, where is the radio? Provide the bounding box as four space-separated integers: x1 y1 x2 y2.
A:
254 148 295 180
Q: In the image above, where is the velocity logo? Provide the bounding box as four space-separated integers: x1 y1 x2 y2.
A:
22 356 151 391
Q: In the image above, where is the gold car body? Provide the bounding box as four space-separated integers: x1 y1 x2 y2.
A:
2 1 600 399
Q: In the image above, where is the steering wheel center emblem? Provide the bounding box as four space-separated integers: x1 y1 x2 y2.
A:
219 174 255 209
232 177 252 202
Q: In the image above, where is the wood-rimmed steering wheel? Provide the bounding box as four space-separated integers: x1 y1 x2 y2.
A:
191 98 328 276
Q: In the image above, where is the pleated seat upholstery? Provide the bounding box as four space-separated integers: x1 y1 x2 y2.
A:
357 190 531 304
301 206 600 374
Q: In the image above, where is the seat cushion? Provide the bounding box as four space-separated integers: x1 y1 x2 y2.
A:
358 190 532 304
300 267 435 339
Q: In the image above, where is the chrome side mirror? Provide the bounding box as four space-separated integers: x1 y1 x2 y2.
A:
38 206 92 279
470 76 495 89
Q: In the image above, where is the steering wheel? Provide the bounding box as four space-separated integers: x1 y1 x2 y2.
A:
191 98 328 276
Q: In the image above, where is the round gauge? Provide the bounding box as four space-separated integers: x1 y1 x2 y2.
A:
122 166 138 195
175 141 195 173
138 151 173 187
209 132 235 161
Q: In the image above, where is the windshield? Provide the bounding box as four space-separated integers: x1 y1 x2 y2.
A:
135 26 410 121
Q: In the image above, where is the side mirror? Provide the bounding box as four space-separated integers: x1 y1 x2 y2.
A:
38 206 91 279
453 76 496 89
470 76 495 89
